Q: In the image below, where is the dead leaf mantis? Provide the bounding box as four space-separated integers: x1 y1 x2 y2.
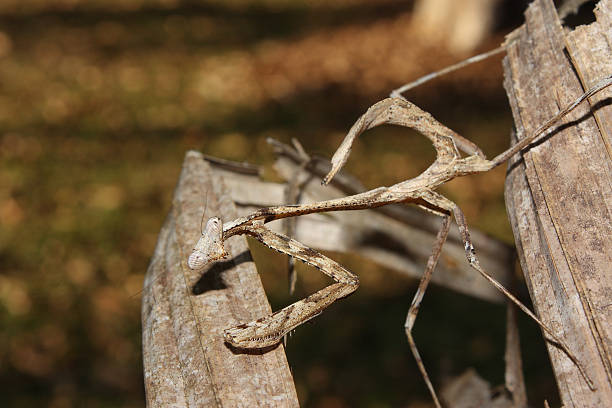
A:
188 72 612 406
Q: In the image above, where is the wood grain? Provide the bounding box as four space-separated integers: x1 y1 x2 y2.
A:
503 0 612 405
142 151 299 407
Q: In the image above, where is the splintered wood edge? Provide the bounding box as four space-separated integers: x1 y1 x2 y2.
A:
503 0 612 405
142 151 299 407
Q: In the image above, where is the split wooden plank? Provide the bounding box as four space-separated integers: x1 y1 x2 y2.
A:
142 151 299 407
503 0 612 405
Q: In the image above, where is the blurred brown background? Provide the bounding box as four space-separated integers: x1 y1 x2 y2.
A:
0 0 575 407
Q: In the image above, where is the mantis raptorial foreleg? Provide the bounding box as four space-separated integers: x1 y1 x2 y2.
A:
222 225 358 349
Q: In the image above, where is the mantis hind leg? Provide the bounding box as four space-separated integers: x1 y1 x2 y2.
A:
419 190 595 390
404 215 451 408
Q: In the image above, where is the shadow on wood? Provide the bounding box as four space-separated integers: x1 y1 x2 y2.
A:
141 151 299 407
504 0 612 405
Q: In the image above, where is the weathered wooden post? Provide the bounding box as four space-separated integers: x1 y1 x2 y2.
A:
141 151 299 407
504 0 612 405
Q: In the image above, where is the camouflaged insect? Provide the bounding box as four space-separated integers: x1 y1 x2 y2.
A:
189 75 612 408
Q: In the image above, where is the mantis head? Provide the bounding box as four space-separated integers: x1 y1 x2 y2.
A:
188 216 227 270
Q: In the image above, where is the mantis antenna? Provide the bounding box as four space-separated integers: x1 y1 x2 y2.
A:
201 190 209 234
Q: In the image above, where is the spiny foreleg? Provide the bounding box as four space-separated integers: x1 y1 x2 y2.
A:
223 225 359 349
